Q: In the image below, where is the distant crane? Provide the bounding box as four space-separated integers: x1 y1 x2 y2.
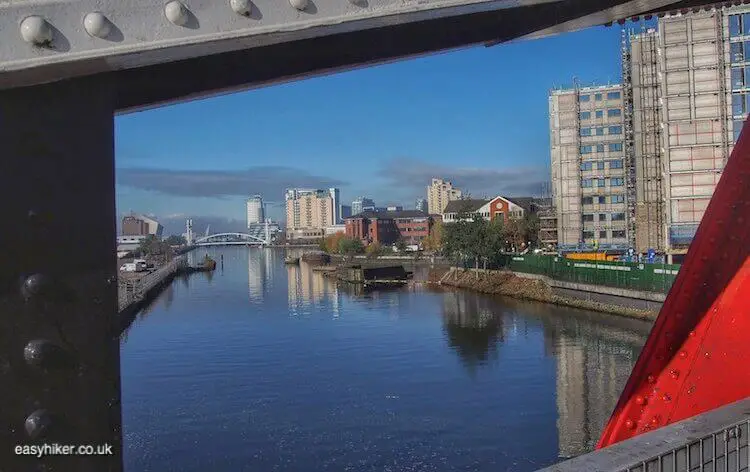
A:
204 225 210 238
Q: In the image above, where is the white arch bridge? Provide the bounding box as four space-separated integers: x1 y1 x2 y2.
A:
194 232 271 246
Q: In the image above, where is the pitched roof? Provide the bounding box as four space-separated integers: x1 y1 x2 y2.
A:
346 210 429 219
442 199 490 214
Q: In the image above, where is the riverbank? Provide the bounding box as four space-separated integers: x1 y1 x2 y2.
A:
329 253 448 265
435 267 658 321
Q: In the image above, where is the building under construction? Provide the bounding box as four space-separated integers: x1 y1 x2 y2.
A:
549 84 629 251
550 7 747 259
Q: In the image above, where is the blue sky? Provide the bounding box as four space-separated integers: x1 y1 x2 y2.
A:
116 24 628 234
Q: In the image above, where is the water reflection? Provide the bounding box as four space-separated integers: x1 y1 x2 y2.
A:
441 290 505 372
286 261 340 316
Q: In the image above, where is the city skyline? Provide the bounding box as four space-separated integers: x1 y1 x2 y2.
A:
115 24 625 226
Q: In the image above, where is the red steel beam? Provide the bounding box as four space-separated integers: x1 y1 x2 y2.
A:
598 118 750 448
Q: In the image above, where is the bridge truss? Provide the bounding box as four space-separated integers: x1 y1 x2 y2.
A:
194 232 271 246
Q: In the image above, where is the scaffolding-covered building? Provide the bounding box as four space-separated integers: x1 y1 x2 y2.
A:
549 84 630 251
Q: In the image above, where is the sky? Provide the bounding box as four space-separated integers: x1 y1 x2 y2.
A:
115 24 629 235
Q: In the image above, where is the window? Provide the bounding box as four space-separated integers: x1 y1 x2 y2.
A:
595 110 604 118
596 127 605 136
579 94 590 102
594 93 602 101
580 111 591 120
609 142 623 152
599 231 608 239
731 15 742 37
732 42 745 63
611 195 625 204
597 178 606 187
744 41 750 63
733 67 745 89
612 230 626 238
607 91 621 100
596 144 605 153
580 127 592 136
745 66 750 88
609 126 623 135
582 179 593 188
744 13 750 35
607 109 622 117
580 145 593 154
611 178 625 186
733 93 746 116
612 213 626 221
597 161 605 170
582 214 594 222
581 161 593 170
581 196 593 205
598 213 607 221
583 231 594 239
597 196 607 204
609 159 624 169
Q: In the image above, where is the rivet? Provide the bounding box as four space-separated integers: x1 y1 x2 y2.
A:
25 410 51 439
679 350 688 359
21 274 49 301
689 330 696 337
165 1 189 26
647 374 656 383
650 416 660 427
670 369 679 379
705 351 711 358
635 395 647 405
625 419 636 429
289 0 308 10
24 340 70 370
83 12 112 38
229 0 252 15
663 393 671 402
20 16 53 46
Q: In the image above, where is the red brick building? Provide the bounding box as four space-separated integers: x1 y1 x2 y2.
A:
345 210 433 246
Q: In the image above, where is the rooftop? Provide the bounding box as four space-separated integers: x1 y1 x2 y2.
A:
346 210 430 219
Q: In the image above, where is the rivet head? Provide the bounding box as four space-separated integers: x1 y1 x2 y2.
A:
635 395 647 405
83 12 111 38
229 0 252 15
289 0 308 10
663 393 671 402
25 410 51 439
20 16 53 46
165 1 189 26
21 274 49 301
625 419 635 429
670 369 679 379
705 351 711 358
650 416 660 427
679 350 688 359
24 340 71 370
647 375 656 384
689 330 696 337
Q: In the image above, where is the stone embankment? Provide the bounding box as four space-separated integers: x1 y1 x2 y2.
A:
435 267 658 321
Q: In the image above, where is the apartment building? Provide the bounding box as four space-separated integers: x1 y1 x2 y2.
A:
427 178 463 214
246 195 264 227
549 84 629 250
285 188 338 239
351 197 375 216
345 210 433 246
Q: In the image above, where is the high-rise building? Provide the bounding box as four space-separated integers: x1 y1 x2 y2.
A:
121 213 163 238
415 198 428 213
246 195 264 227
329 188 340 224
626 10 740 255
549 84 628 250
427 178 462 214
285 188 337 234
340 204 352 220
351 196 374 216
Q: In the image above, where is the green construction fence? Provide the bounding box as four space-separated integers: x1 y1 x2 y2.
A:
495 254 680 294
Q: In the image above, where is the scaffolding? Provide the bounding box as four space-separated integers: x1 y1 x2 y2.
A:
574 77 583 246
622 29 637 250
629 27 665 253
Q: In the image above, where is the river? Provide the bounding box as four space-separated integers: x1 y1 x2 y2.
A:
120 246 651 472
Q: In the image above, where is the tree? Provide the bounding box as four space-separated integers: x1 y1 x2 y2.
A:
338 237 364 257
136 235 173 260
321 232 346 254
395 239 408 254
164 235 187 246
422 219 443 253
365 241 384 259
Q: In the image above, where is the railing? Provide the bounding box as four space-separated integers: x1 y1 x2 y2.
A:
537 397 750 472
117 256 187 312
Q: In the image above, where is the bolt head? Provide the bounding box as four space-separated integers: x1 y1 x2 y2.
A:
229 0 252 15
83 12 112 38
21 274 49 301
24 410 52 439
20 16 52 46
289 0 308 10
24 340 71 370
165 1 189 26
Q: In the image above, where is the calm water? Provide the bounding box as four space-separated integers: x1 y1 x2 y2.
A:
121 247 651 472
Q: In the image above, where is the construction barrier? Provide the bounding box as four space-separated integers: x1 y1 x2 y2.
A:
493 254 680 294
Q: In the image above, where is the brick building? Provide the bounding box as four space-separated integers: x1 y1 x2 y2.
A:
441 196 529 223
345 210 433 246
